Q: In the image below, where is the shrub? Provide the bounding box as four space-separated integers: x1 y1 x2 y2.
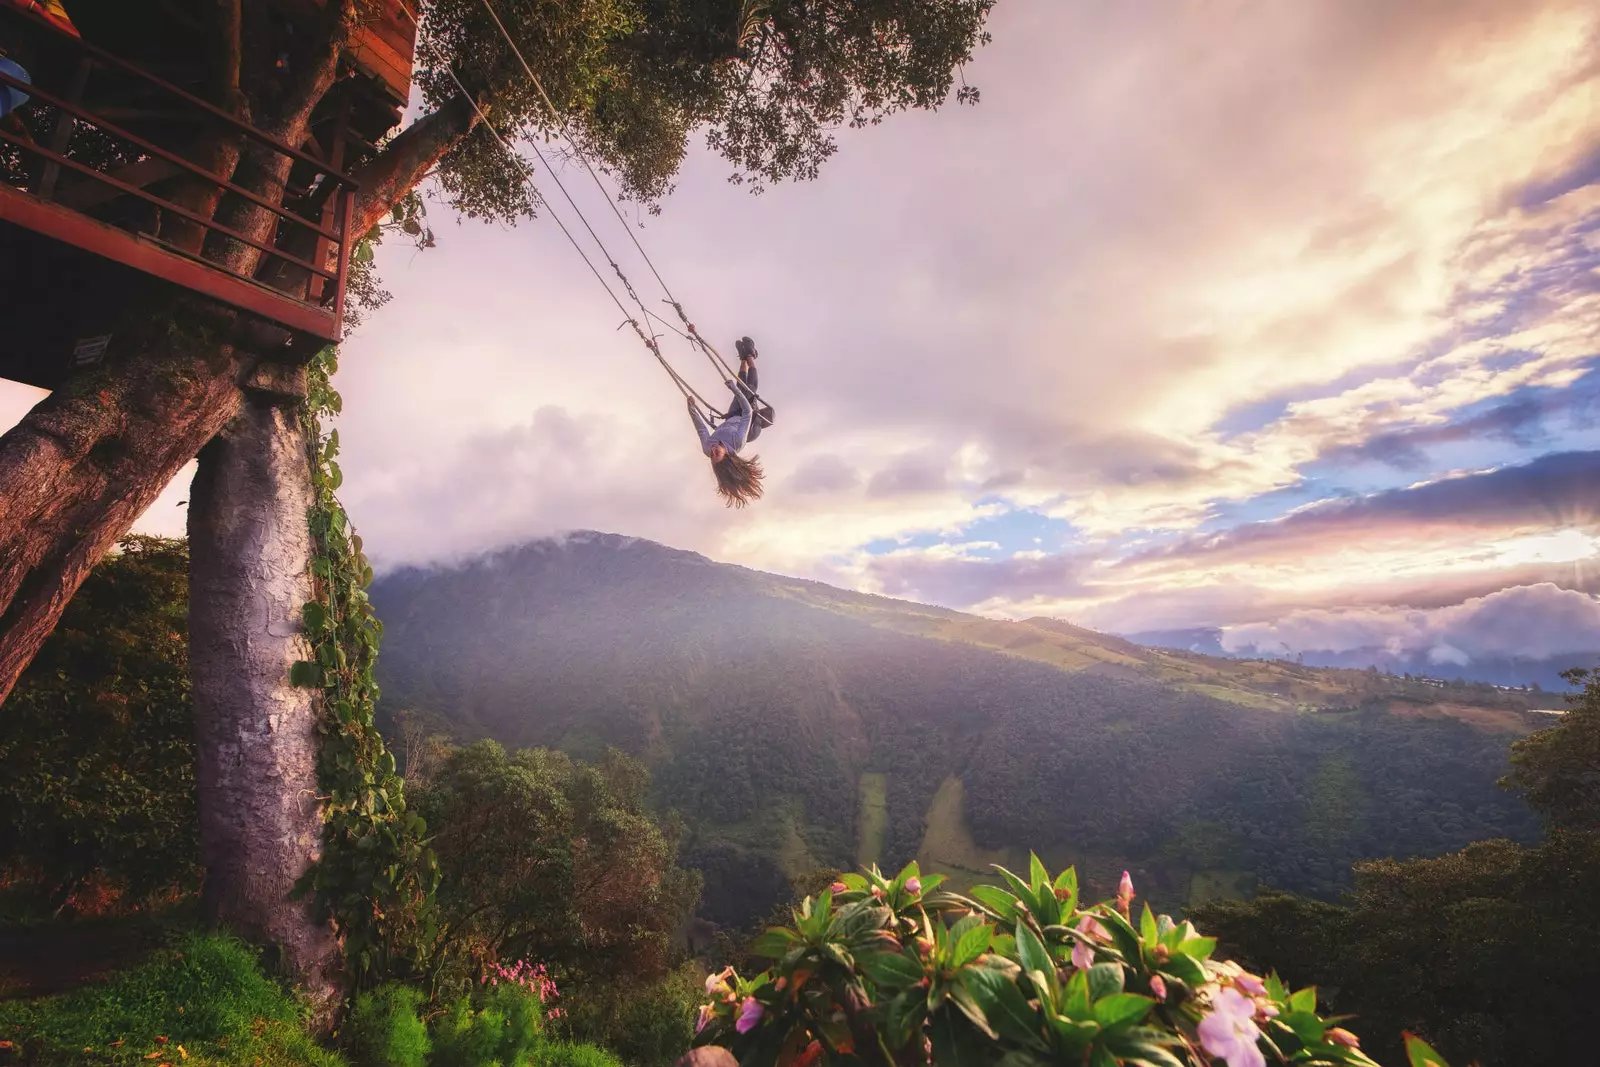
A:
557 962 699 1067
533 1042 627 1067
693 859 1463 1067
429 960 553 1067
0 931 343 1065
345 984 430 1067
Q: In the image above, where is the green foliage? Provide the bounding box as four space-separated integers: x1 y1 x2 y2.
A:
530 1042 626 1067
1503 666 1600 832
429 980 544 1067
291 347 438 986
1194 669 1600 1067
414 741 700 990
696 858 1406 1067
553 962 701 1067
345 984 430 1067
1195 829 1600 1067
418 0 996 218
0 932 345 1066
0 535 198 910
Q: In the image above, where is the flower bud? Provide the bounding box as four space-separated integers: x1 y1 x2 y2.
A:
1328 1028 1360 1049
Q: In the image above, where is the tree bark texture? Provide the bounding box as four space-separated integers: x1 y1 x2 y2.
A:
189 392 341 1003
0 0 480 992
0 304 246 706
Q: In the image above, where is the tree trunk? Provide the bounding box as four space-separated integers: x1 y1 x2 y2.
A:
0 302 248 706
189 389 341 1007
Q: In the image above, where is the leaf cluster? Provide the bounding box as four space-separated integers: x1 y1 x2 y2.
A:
698 856 1451 1067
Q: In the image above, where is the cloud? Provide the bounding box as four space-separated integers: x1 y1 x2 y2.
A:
1219 582 1600 662
853 543 1091 610
1126 451 1600 573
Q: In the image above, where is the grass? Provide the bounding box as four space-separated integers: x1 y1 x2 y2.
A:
915 776 1017 893
855 773 888 869
0 932 345 1067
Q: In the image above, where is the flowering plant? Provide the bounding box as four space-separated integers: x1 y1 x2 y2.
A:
693 859 1456 1067
486 958 564 1021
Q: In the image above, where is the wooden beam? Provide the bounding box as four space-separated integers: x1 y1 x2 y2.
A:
52 156 182 211
0 182 340 341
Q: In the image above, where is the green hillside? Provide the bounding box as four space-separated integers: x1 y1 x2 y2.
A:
371 533 1546 930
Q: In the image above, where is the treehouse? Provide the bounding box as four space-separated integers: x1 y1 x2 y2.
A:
0 0 416 391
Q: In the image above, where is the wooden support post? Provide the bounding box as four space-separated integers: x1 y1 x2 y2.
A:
35 57 92 200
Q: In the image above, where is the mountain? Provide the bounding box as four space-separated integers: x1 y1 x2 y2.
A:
371 533 1547 930
1126 626 1589 692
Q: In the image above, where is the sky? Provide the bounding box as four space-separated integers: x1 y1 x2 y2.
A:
4 0 1599 666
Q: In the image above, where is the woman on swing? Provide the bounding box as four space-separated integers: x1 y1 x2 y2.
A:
687 336 774 507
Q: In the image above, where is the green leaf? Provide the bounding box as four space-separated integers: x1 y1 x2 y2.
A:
949 981 998 1039
969 884 1020 920
302 602 328 631
1404 1034 1451 1067
1092 993 1154 1029
1172 935 1217 959
1282 1011 1325 1045
859 951 926 988
1064 967 1092 1019
1029 851 1050 892
961 967 1045 1049
1162 953 1206 987
884 990 927 1050
1140 904 1158 944
750 929 798 958
1094 907 1143 965
951 918 993 967
289 660 323 688
1086 962 1125 1002
1089 1044 1118 1067
1289 986 1317 1014
1015 922 1053 979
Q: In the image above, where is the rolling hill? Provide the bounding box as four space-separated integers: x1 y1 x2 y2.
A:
371 532 1547 929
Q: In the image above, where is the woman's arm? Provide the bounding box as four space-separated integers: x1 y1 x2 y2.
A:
688 398 714 450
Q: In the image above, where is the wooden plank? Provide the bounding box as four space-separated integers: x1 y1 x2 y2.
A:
0 182 341 341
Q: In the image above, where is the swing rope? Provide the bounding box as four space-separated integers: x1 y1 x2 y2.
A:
399 0 726 418
476 0 762 405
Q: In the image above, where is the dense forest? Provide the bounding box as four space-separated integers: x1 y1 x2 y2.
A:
4 535 1600 1066
371 534 1544 925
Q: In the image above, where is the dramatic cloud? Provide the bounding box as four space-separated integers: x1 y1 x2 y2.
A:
3 0 1598 664
1220 583 1600 664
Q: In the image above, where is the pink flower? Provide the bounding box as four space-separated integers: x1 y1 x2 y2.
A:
1198 987 1265 1067
1149 976 1167 1000
1235 973 1267 998
905 877 922 894
705 966 734 997
1117 871 1135 915
1071 915 1105 970
736 997 765 1034
830 882 847 894
1076 915 1108 941
1071 939 1094 971
695 1005 714 1034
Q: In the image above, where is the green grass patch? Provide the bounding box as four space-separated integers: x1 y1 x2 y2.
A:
0 932 344 1067
855 773 888 869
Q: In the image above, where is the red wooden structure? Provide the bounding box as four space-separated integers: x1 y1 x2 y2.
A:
0 0 417 391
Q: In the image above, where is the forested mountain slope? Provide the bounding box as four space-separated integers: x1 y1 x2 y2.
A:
372 533 1544 928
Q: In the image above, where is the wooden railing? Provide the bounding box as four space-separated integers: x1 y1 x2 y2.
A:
0 5 358 341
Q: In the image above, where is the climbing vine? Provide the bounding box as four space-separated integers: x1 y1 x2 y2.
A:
291 345 439 987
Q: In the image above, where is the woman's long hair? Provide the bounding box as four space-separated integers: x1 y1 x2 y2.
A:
711 451 765 508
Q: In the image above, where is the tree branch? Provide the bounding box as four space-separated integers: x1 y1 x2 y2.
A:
347 93 480 237
211 0 244 117
268 0 359 144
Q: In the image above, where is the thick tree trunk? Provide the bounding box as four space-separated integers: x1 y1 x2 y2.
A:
189 390 341 1007
0 303 247 706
